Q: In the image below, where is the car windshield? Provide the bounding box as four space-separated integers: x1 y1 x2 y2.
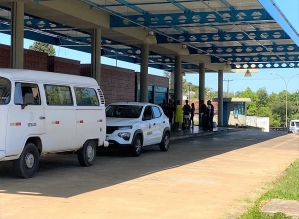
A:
106 105 143 118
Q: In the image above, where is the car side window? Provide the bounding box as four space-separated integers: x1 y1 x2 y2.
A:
14 82 41 105
143 106 152 120
152 106 162 118
291 122 294 126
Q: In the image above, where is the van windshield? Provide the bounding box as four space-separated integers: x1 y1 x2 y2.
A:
106 105 143 118
296 122 299 127
0 77 11 104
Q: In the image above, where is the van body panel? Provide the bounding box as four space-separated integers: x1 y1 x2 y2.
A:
43 107 77 152
289 120 299 134
6 104 45 156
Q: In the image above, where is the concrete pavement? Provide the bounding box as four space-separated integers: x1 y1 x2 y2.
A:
0 131 298 219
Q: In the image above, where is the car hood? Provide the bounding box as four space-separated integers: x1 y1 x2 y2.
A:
106 117 140 126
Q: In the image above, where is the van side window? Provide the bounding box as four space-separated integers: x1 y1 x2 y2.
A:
14 82 41 105
75 87 99 106
291 122 295 126
44 85 73 106
0 77 11 104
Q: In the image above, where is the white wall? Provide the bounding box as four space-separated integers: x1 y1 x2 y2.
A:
246 116 270 132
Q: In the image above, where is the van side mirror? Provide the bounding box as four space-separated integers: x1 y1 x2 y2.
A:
21 104 27 110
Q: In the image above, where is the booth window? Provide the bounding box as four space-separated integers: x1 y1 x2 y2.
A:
233 102 244 116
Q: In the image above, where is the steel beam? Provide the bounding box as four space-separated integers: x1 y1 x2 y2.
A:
110 9 273 27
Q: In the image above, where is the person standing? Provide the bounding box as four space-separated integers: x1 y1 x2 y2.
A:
175 100 183 130
190 102 195 128
168 99 174 126
199 100 207 131
183 100 191 129
207 100 214 131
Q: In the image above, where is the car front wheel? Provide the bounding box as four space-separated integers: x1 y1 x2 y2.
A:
131 134 142 157
159 132 170 151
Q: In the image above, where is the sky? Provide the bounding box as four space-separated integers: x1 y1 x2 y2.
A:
1 4 299 95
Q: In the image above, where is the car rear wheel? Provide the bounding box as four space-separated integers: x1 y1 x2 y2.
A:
159 132 170 151
131 135 142 157
78 140 96 167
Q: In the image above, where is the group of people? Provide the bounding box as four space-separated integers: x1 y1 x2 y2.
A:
160 99 195 130
160 99 214 132
199 99 214 131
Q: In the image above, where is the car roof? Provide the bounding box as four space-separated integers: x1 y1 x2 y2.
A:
107 102 159 107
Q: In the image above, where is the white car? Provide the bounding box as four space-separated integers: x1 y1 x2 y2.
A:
105 102 171 156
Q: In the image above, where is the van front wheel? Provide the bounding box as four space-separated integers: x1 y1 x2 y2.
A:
78 140 96 167
13 143 39 178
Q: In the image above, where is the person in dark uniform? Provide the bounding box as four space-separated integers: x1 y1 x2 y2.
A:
199 100 207 131
207 100 214 131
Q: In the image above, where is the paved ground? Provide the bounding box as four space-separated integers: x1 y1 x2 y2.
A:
0 131 298 219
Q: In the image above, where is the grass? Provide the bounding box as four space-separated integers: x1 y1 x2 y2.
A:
235 159 299 219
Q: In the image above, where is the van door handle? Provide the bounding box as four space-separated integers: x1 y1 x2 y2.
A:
163 121 165 123
153 123 156 126
40 116 45 120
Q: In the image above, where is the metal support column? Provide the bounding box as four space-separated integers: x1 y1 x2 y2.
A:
199 63 205 101
140 43 149 102
174 56 182 105
91 29 101 85
218 70 224 126
10 2 24 69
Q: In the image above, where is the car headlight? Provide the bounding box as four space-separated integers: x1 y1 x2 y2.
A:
118 126 133 130
117 132 131 141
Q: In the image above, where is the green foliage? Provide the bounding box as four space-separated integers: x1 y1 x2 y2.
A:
238 160 299 219
29 41 56 56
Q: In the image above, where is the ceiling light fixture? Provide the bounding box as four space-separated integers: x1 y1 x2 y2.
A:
244 69 252 77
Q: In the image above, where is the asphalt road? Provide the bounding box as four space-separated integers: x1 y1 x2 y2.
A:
0 131 298 219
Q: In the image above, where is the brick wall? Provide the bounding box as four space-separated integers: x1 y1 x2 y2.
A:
80 64 136 105
48 56 80 75
24 50 48 71
0 44 10 68
187 100 218 115
136 72 169 88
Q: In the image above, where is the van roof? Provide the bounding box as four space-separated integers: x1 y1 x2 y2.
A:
0 68 98 86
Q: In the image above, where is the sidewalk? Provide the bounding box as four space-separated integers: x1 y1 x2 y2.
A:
171 125 242 140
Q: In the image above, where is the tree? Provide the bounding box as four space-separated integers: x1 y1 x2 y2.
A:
29 42 56 56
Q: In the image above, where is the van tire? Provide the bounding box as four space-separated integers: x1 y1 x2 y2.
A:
78 140 96 167
131 134 142 157
159 131 170 151
13 143 39 178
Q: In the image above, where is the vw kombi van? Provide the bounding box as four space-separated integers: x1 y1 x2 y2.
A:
0 69 108 178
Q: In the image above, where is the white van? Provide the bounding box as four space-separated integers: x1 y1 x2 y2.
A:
0 69 108 178
289 120 299 134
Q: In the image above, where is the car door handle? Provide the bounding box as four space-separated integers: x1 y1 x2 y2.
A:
40 116 45 120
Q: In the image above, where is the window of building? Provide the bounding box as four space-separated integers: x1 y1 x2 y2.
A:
44 85 73 106
15 82 41 105
75 87 99 106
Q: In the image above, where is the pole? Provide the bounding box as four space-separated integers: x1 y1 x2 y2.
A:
271 73 299 127
223 79 233 97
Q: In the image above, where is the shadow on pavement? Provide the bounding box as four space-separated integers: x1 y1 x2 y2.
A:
0 130 288 198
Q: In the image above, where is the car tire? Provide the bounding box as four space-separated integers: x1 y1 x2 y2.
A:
78 140 96 167
13 143 40 178
131 134 142 157
159 131 170 152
